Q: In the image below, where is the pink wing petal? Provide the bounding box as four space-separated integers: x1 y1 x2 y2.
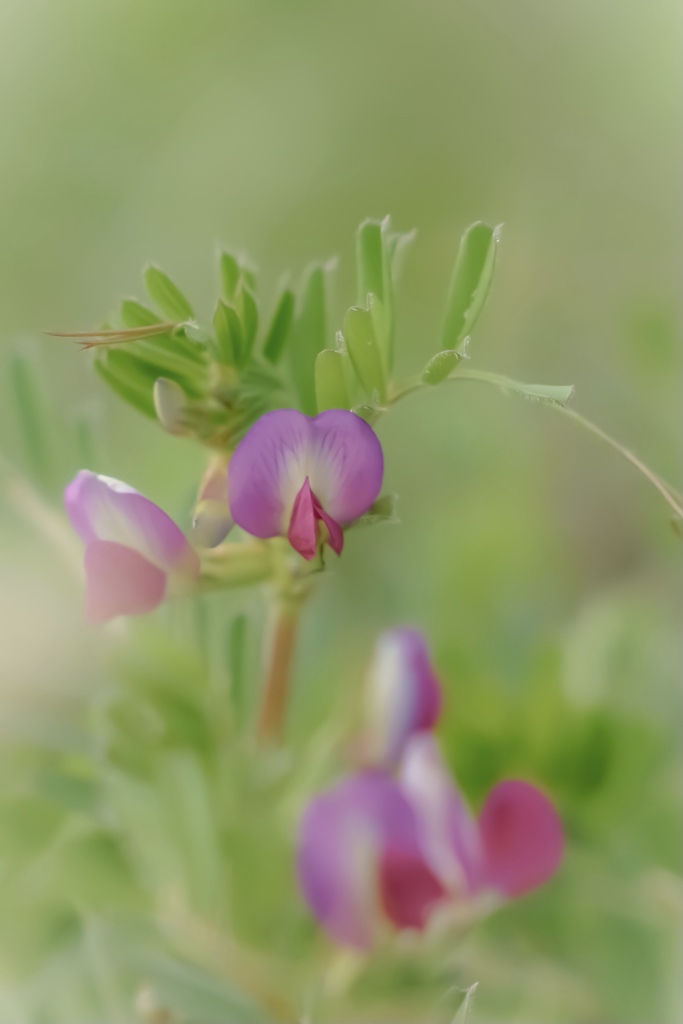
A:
400 735 484 895
84 540 167 623
298 771 438 947
228 410 311 538
479 780 564 898
308 410 384 524
65 471 195 575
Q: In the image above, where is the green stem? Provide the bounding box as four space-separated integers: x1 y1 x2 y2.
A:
257 601 301 744
390 368 683 521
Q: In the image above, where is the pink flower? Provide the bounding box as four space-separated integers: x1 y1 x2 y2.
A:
227 409 384 560
297 736 564 947
65 470 199 623
364 628 443 768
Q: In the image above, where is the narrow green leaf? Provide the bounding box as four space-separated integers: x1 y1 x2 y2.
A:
213 300 243 366
227 614 248 727
9 349 51 481
94 352 156 418
262 286 295 364
289 262 328 415
421 349 462 384
441 221 502 349
144 265 194 321
120 299 161 328
220 251 241 301
356 217 393 370
237 285 258 365
387 227 416 280
344 305 386 401
315 349 351 411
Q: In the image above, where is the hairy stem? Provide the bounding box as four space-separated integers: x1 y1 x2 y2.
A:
257 601 301 744
390 368 683 521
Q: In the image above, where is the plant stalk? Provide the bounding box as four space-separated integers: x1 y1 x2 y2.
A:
257 601 301 744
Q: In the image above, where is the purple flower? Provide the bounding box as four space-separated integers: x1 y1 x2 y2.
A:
298 736 564 947
298 771 445 948
228 409 384 560
65 470 199 623
364 628 443 768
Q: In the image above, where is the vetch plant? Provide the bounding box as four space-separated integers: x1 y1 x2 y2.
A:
5 215 674 1022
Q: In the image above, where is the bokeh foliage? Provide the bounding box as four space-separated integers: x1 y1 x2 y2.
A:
0 0 680 1022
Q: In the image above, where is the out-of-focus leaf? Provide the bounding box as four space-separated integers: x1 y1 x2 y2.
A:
213 300 243 367
156 752 225 921
237 285 258 365
137 950 276 1024
344 305 386 402
144 266 194 322
421 349 463 384
220 251 241 301
441 221 502 349
289 262 329 415
350 492 399 528
227 614 248 727
94 352 156 418
120 299 161 328
9 348 52 482
356 217 394 371
262 286 295 364
315 349 351 411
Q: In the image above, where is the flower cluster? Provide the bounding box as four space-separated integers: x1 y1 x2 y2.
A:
297 629 564 947
65 408 383 621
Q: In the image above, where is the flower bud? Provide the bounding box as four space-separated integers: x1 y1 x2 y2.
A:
364 628 442 768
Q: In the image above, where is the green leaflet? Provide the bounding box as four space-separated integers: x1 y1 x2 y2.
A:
289 262 329 415
315 349 351 411
343 305 386 402
356 217 394 372
144 265 194 322
262 286 295 364
441 221 502 350
213 299 244 367
421 349 462 384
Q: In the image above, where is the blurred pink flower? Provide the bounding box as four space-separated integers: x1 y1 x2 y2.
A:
298 749 563 947
65 470 199 623
364 628 443 768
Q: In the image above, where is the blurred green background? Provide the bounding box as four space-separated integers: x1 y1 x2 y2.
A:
0 0 680 1021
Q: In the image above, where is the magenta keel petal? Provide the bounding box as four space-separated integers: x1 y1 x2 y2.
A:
379 848 445 930
84 540 167 623
479 780 564 898
288 478 318 560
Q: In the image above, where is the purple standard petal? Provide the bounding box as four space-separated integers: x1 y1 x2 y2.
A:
65 471 198 578
479 780 564 898
84 540 167 623
228 410 383 555
365 628 443 767
399 735 485 896
298 771 443 947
